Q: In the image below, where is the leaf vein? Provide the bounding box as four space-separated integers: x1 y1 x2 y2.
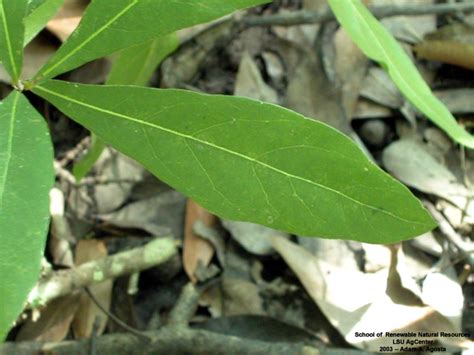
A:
0 92 19 212
184 139 237 210
252 163 278 216
0 1 18 79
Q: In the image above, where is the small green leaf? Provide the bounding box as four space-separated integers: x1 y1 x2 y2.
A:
73 33 179 180
24 0 64 45
34 0 267 82
34 80 436 244
72 133 105 181
0 0 28 82
107 33 179 86
328 0 474 149
0 91 54 340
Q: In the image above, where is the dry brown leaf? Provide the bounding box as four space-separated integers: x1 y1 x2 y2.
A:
353 99 392 119
333 27 369 119
380 0 436 44
99 190 185 238
434 89 474 116
285 50 352 135
46 0 88 42
16 294 80 342
415 24 474 71
382 138 474 222
223 219 289 255
201 277 264 317
360 67 403 109
183 199 216 283
280 13 368 137
234 51 278 104
71 239 112 339
270 236 472 352
161 20 237 88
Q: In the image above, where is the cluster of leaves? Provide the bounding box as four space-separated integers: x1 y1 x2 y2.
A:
1 0 471 341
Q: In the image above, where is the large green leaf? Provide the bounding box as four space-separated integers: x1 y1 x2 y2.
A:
328 0 474 149
33 0 267 83
0 91 54 340
34 80 436 243
73 34 179 180
0 0 28 82
24 0 64 45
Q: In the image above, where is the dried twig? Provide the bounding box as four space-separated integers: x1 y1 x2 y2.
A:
167 283 201 326
242 2 474 27
27 237 177 308
58 136 90 168
84 287 150 343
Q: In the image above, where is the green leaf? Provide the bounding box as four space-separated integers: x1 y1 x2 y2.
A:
73 33 179 180
328 0 474 149
24 0 64 45
107 33 179 86
26 0 48 14
0 91 54 340
72 133 105 181
34 80 436 244
33 0 267 82
0 0 29 82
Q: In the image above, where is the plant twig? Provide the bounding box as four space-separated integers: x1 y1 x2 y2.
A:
27 237 177 308
242 3 474 27
167 283 201 326
167 279 219 326
58 136 91 168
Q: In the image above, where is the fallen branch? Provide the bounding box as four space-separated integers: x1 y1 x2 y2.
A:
27 237 177 308
242 3 474 27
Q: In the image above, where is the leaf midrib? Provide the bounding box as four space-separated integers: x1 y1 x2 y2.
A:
39 0 138 79
0 1 18 80
35 84 428 226
0 92 18 212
